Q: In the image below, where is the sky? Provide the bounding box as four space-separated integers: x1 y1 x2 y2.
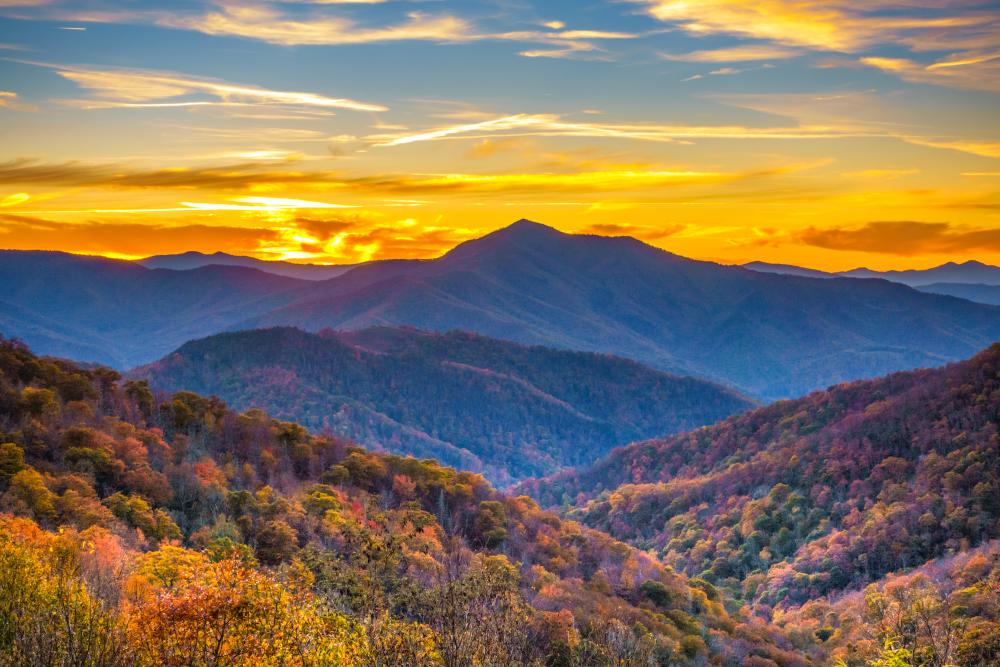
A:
0 0 998 270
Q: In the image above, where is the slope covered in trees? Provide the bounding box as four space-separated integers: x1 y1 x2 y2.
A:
0 336 805 666
777 540 1000 666
134 326 752 485
522 345 1000 624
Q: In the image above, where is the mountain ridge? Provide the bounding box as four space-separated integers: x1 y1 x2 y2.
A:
3 220 1000 398
519 342 1000 617
133 325 754 485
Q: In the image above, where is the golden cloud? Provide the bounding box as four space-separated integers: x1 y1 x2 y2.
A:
156 4 472 47
799 220 1000 255
860 53 1000 92
0 211 474 264
0 158 787 198
0 212 284 258
0 90 34 111
636 0 997 53
638 1 1000 90
27 61 387 111
660 45 801 62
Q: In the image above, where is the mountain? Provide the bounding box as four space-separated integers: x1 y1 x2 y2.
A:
520 344 1000 618
745 258 1000 289
139 250 360 281
0 250 312 367
741 261 832 280
4 222 1000 398
134 326 754 485
238 220 1000 399
0 335 807 666
841 260 1000 286
917 281 1000 306
777 539 1000 666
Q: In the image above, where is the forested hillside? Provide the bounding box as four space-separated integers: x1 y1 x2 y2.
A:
0 337 805 666
522 345 1000 624
778 540 1000 666
135 326 752 485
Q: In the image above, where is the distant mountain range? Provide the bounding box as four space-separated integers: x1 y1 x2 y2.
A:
3 220 1000 398
139 250 360 281
744 259 1000 301
134 326 753 485
520 342 1000 611
0 250 311 368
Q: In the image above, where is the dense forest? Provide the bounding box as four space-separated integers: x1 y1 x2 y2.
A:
520 344 1000 663
134 326 752 485
0 336 808 666
778 540 1000 666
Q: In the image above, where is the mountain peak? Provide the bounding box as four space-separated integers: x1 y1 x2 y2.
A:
441 219 569 261
502 218 565 237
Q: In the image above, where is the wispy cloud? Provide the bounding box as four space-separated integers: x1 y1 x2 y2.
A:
900 136 1000 158
841 168 918 180
154 4 472 47
0 157 786 197
0 90 35 111
44 2 640 59
27 61 388 112
369 113 874 147
860 53 1000 92
713 90 1000 158
799 220 1000 255
635 0 997 52
499 28 636 59
636 0 1000 89
661 45 801 62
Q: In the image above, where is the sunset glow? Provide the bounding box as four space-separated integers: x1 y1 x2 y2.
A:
1 0 997 269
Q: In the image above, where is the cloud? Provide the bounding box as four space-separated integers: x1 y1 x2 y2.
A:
860 53 1000 92
637 1 1000 89
841 168 918 180
47 3 639 60
635 1 997 52
798 220 1000 255
0 158 344 190
0 157 793 200
348 169 743 195
0 90 35 111
714 91 1000 158
0 212 285 258
900 137 1000 158
369 113 874 147
25 61 386 112
498 28 636 59
154 4 472 47
0 210 477 263
0 192 29 207
578 222 687 240
661 45 801 62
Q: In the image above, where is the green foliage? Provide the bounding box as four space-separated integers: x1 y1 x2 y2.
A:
0 443 24 491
